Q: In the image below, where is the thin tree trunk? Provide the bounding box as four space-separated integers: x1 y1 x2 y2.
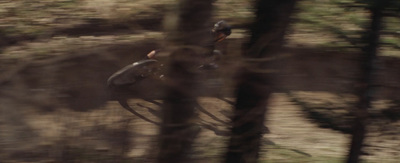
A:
225 0 296 162
157 0 213 162
346 1 386 163
156 49 201 163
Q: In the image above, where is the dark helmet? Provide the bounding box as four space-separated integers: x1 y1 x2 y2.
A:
212 20 231 42
213 20 232 36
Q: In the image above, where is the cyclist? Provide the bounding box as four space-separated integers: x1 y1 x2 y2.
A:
108 20 231 88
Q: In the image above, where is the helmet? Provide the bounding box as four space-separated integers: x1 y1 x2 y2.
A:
212 20 231 42
213 20 232 36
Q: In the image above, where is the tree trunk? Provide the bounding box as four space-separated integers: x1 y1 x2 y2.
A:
225 0 296 162
157 0 213 162
346 1 386 163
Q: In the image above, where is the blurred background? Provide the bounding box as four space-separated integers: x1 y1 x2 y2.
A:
0 0 399 162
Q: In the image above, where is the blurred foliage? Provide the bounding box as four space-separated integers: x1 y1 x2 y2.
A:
0 0 398 54
0 0 82 36
0 0 253 52
0 0 171 50
291 0 400 55
292 0 369 50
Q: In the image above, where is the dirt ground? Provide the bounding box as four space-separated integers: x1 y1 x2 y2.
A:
2 93 400 163
1 29 400 163
1 32 400 163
